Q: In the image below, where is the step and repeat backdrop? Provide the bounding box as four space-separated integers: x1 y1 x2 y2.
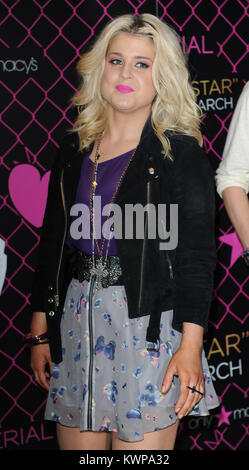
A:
0 0 249 451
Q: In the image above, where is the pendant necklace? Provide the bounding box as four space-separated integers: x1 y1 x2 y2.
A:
89 135 137 290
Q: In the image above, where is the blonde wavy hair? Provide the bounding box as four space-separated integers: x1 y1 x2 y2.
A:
70 13 202 157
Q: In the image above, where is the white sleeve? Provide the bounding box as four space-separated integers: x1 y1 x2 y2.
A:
215 81 249 197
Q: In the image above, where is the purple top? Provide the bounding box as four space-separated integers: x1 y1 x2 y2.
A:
66 148 135 255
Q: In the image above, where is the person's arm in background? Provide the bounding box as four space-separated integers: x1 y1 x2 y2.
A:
222 187 249 250
215 82 249 252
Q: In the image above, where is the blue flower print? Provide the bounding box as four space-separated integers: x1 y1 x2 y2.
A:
50 412 61 422
165 341 173 356
145 382 155 394
74 295 84 322
83 384 88 401
51 365 60 379
103 381 118 404
50 386 67 404
133 336 140 347
203 368 211 385
50 388 58 404
58 386 67 397
103 313 112 326
139 381 162 407
73 352 81 362
126 407 142 419
94 336 116 360
69 298 74 309
94 298 101 308
133 368 142 378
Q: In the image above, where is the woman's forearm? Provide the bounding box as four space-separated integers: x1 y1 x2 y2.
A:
179 322 204 352
222 186 249 249
30 311 47 335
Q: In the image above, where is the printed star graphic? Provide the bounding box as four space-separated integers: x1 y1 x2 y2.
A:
215 405 233 427
219 232 243 267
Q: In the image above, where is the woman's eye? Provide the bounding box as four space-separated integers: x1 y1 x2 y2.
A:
109 59 122 65
135 62 149 68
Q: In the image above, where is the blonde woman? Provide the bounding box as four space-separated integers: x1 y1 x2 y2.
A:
27 14 219 450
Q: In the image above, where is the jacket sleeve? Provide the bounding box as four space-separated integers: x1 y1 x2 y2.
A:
215 81 249 197
29 139 66 313
170 137 217 333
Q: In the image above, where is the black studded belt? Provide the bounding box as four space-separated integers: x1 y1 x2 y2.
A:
72 250 124 288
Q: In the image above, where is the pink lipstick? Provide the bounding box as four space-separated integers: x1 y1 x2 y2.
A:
116 85 134 93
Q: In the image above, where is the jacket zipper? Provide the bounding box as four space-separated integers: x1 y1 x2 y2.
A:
54 167 67 308
138 180 150 312
160 217 174 280
87 275 95 430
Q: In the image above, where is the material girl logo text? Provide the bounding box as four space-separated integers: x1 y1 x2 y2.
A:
0 424 54 449
180 35 214 55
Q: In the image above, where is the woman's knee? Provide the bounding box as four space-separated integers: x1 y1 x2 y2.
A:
56 423 112 450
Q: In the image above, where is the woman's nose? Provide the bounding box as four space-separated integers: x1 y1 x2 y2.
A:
120 63 133 78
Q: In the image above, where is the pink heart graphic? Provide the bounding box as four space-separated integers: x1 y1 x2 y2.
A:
8 164 51 228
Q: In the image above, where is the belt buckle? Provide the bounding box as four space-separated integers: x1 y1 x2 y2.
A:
75 252 123 287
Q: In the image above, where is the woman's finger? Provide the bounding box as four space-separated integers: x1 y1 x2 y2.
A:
33 366 50 391
177 388 196 418
177 380 204 418
160 362 175 394
174 374 191 414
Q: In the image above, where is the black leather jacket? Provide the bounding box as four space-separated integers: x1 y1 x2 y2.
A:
30 116 217 363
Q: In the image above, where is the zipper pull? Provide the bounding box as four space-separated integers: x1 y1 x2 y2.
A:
53 294 59 308
166 252 173 280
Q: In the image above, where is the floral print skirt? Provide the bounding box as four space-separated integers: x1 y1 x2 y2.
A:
44 277 220 442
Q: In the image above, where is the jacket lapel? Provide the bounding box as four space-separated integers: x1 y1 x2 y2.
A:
62 116 164 208
115 115 163 204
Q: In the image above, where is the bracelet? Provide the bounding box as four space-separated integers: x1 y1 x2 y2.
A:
241 249 249 266
24 332 49 346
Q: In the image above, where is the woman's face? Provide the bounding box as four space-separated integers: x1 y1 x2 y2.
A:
101 33 156 115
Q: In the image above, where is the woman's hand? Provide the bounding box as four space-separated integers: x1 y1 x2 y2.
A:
160 322 205 419
29 311 52 391
30 343 53 391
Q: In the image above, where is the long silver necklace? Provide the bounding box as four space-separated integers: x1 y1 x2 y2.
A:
89 136 137 290
90 148 110 290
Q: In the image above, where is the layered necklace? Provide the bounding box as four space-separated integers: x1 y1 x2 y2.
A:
89 135 137 290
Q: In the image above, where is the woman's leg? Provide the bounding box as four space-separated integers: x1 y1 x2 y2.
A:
56 423 112 450
111 420 179 450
